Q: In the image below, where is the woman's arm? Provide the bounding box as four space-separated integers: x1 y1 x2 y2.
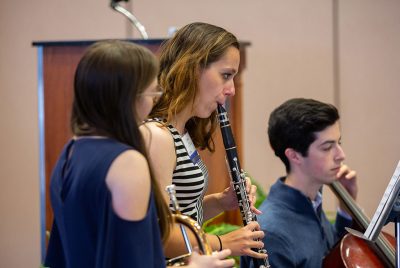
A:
203 177 261 221
140 122 176 203
105 150 151 221
141 122 200 257
163 222 266 259
140 123 233 257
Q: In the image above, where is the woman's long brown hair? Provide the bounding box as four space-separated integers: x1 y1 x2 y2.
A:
150 22 239 151
71 40 171 241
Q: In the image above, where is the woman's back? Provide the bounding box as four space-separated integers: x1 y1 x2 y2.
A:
45 137 165 268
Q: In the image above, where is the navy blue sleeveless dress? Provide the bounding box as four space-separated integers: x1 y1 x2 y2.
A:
44 138 165 268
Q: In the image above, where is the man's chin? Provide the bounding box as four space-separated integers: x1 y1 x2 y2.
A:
326 176 338 184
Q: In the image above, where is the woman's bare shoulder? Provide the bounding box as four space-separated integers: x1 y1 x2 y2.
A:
106 149 151 221
140 121 175 150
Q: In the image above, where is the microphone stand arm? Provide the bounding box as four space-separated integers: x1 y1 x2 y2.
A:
110 1 149 39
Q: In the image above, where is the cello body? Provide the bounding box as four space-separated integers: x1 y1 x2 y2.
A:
323 232 395 267
322 181 396 268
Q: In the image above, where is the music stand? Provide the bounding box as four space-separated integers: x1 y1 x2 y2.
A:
346 160 400 267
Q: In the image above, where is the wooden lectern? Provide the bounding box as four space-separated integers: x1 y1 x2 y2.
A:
32 39 249 260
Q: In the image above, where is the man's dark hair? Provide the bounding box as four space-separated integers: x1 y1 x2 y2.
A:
268 98 339 172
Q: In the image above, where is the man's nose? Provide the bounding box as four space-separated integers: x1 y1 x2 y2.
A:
336 145 346 161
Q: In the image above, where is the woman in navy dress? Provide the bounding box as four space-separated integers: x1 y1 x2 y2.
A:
44 40 234 268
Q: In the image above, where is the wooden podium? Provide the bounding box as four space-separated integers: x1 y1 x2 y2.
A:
32 39 249 259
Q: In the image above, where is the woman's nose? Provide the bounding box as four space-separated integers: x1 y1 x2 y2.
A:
224 82 235 96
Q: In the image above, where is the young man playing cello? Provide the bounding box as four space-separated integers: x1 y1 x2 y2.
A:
242 98 357 267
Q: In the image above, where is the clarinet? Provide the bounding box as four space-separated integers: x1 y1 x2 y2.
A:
217 104 270 268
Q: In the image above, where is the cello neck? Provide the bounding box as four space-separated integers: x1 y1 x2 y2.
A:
329 181 369 230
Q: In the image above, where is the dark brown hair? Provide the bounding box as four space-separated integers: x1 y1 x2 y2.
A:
71 40 171 241
268 98 340 173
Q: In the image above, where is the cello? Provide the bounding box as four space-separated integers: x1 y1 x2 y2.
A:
323 181 396 267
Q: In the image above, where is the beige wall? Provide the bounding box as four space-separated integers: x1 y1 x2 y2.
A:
1 0 399 267
339 0 400 232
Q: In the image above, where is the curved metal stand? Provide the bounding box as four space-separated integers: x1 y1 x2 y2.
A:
110 1 148 39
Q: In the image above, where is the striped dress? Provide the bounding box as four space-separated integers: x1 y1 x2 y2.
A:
148 119 209 225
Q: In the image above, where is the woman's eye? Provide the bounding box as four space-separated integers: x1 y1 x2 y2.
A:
222 73 231 80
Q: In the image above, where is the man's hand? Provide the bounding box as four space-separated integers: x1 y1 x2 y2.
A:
337 164 358 200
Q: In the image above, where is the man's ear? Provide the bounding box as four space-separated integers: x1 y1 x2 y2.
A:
285 148 301 165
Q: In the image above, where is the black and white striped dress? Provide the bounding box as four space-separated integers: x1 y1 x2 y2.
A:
149 119 209 225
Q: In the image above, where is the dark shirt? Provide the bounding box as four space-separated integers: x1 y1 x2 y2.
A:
241 177 352 268
44 138 165 268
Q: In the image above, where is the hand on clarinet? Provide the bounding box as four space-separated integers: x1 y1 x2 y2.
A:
218 176 262 215
219 222 267 259
186 249 235 268
245 176 262 215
